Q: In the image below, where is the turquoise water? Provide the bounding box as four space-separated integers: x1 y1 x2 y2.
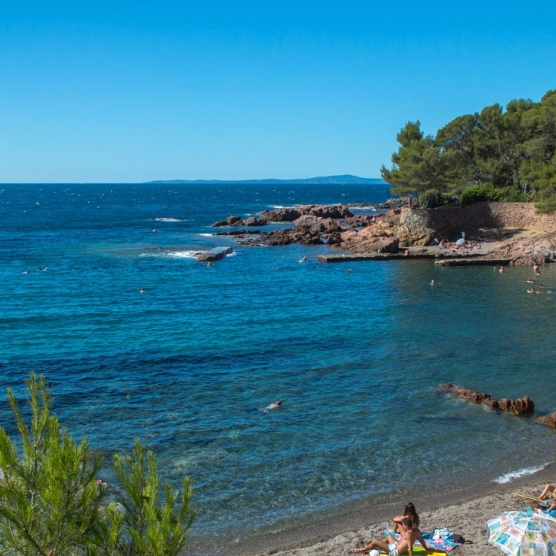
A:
1 183 556 550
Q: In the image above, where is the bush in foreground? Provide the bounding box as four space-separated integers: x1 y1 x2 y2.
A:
0 374 195 556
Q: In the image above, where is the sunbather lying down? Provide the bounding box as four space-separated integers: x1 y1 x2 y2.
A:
352 518 433 556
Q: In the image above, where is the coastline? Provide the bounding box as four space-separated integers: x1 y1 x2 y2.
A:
188 462 556 556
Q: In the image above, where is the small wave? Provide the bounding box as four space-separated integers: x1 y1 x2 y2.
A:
140 250 199 259
349 206 377 211
198 233 213 237
493 463 550 484
153 217 182 222
166 251 200 259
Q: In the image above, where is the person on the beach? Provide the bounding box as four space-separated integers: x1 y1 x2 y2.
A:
538 483 556 501
266 400 282 410
530 501 556 517
351 518 431 555
393 502 420 534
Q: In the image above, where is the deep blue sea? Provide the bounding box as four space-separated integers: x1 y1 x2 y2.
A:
1 183 556 552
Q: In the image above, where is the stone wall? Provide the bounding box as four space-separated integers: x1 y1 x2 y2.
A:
397 202 556 246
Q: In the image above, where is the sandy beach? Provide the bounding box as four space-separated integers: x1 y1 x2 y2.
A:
248 466 556 556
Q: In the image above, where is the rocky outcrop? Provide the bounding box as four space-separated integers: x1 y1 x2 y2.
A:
212 215 267 227
482 235 556 266
258 204 354 223
263 229 323 246
197 247 233 262
336 219 399 253
333 210 400 253
438 383 535 415
378 197 414 210
212 215 244 227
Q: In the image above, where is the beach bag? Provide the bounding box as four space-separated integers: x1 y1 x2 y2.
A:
450 533 465 544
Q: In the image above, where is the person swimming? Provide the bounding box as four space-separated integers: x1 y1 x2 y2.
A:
266 400 282 410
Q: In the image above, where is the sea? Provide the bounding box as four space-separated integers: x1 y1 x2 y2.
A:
1 182 556 554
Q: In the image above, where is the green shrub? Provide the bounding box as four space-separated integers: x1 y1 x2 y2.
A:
460 184 528 207
535 194 556 214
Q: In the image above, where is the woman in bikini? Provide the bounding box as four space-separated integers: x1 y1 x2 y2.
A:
393 502 420 534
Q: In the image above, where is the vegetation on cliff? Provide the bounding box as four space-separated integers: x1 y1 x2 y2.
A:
0 374 195 556
381 89 556 212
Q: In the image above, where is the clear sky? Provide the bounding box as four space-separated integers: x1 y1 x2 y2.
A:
1 0 555 182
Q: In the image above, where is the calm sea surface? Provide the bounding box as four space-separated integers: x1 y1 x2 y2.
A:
1 183 556 551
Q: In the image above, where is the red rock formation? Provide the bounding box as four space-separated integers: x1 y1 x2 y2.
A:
438 384 534 415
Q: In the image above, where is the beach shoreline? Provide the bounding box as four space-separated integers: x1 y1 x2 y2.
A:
184 462 556 556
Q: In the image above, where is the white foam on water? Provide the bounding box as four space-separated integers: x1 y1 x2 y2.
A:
140 250 199 259
198 233 214 237
349 206 377 211
166 250 200 259
153 217 182 222
493 463 550 484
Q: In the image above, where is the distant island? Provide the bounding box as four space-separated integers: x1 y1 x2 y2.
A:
145 175 387 185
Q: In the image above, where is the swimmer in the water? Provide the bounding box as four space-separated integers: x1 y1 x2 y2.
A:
266 400 282 410
140 288 146 293
527 279 535 284
38 266 48 272
430 280 435 285
299 256 307 263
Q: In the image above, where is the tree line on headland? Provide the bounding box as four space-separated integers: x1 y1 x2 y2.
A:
381 89 556 213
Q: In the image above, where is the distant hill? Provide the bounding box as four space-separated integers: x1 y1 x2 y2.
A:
146 175 387 185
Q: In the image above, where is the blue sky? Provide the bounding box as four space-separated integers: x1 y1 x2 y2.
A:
1 1 555 182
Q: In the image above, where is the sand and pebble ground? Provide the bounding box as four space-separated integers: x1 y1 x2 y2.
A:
254 472 556 556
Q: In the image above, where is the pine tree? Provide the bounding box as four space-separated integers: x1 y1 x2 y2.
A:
0 374 196 556
0 374 104 555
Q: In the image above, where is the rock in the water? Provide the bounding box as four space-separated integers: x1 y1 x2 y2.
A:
539 412 556 428
497 396 534 415
212 215 243 227
438 384 534 415
197 247 233 262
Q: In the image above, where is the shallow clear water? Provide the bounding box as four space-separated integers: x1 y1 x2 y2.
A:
1 183 556 546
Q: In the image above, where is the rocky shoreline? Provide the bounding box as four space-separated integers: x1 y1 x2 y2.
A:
211 201 556 266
